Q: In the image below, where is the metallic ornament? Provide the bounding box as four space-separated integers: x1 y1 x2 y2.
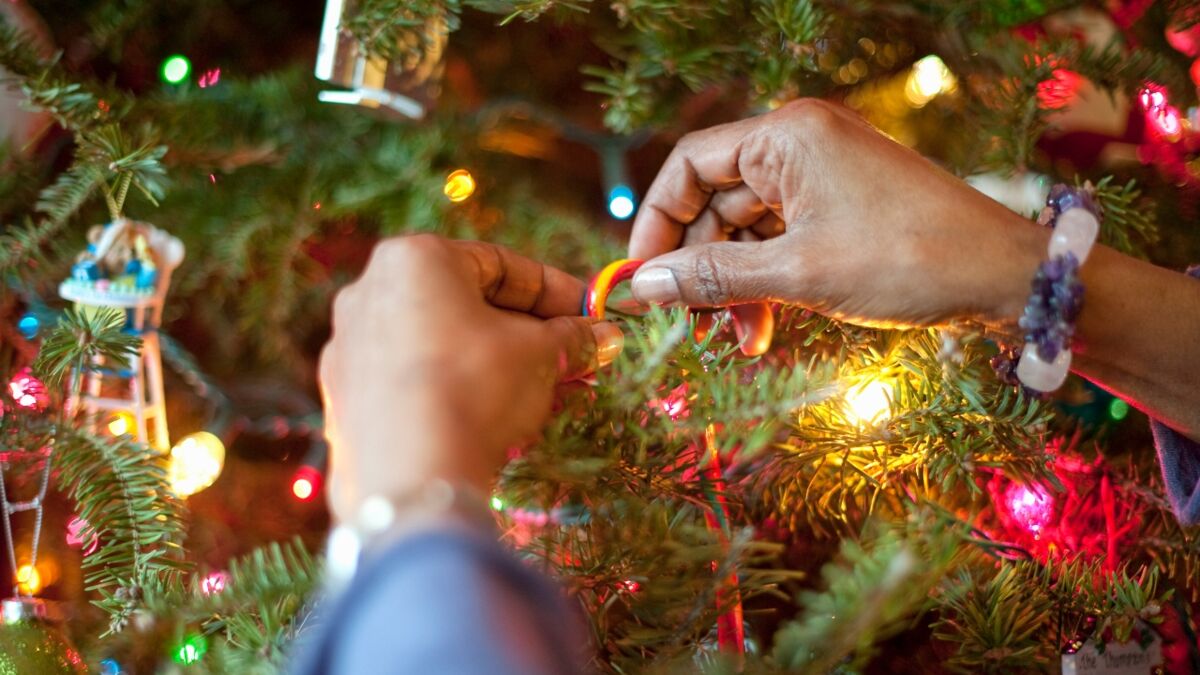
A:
0 599 85 675
314 0 446 119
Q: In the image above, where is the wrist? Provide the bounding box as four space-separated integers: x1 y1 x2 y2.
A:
976 213 1051 334
326 478 496 589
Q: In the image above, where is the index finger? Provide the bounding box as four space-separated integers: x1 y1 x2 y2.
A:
628 117 758 260
450 240 586 317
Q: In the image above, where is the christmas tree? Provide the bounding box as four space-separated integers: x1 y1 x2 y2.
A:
1 0 1200 672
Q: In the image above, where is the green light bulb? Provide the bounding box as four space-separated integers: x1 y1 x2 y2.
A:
161 55 191 84
1108 398 1130 421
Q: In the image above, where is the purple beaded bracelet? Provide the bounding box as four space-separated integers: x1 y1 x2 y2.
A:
997 184 1101 392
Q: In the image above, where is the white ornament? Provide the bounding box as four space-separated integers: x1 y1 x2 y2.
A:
966 172 1050 216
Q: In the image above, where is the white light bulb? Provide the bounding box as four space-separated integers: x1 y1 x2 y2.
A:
169 432 226 497
845 380 892 426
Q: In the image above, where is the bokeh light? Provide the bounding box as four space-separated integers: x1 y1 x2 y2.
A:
844 380 893 426
16 563 42 594
172 634 207 665
607 185 636 220
17 314 38 340
905 55 956 108
200 571 230 596
291 466 321 501
1005 483 1054 534
443 169 476 202
161 55 192 85
107 410 135 437
1108 398 1130 421
169 432 226 497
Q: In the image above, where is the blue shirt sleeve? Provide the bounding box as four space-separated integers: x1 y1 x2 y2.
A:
289 529 586 675
1151 420 1200 526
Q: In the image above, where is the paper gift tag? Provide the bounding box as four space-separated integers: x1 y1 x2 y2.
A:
1061 628 1163 675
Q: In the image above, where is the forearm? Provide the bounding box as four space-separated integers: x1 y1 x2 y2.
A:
1071 245 1200 441
981 215 1200 441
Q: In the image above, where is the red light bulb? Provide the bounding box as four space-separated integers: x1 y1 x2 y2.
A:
291 466 321 501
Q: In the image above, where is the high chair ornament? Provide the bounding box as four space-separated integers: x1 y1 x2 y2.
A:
59 219 185 451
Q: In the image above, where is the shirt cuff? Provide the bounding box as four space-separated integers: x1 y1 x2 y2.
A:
1151 419 1200 526
288 527 585 675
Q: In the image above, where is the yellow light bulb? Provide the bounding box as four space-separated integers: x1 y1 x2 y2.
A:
107 410 135 437
16 564 42 594
845 380 893 426
169 432 226 497
443 169 476 203
905 55 956 108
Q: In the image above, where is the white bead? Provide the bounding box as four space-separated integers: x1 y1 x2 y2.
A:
357 495 396 534
325 525 362 590
1048 208 1099 263
1016 343 1072 392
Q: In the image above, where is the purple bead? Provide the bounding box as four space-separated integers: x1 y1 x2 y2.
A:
1187 264 1200 280
1046 185 1100 220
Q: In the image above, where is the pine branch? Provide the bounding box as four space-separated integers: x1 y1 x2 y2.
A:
143 539 321 673
1087 176 1160 259
771 509 963 671
33 307 140 391
34 162 106 226
54 428 188 635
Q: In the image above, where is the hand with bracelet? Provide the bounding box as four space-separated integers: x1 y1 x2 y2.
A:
628 99 1200 450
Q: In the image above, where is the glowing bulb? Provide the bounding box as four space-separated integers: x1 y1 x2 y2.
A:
161 55 191 85
172 634 207 665
443 169 476 203
17 314 38 340
107 410 135 437
200 571 229 596
66 515 99 555
291 466 320 501
1108 398 1130 421
607 185 636 219
197 67 221 88
168 432 226 497
490 496 504 511
16 564 42 594
1150 106 1183 140
844 380 892 426
1138 85 1167 112
8 368 48 411
905 55 956 107
1005 483 1054 533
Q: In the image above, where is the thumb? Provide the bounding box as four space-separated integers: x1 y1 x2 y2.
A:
630 240 781 308
538 317 625 381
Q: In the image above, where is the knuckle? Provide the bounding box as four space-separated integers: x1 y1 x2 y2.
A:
782 98 838 133
331 286 357 325
368 234 447 270
692 248 729 305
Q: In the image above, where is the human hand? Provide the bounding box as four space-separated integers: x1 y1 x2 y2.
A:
319 235 625 523
628 99 1046 353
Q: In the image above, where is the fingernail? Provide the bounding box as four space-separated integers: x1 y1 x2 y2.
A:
591 321 624 367
632 267 680 305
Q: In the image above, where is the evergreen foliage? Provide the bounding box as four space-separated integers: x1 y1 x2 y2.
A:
0 0 1197 672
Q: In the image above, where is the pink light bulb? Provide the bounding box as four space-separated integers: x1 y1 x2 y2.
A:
200 571 229 596
1151 106 1183 140
1005 483 1054 533
1138 85 1167 112
8 368 48 411
66 516 99 555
